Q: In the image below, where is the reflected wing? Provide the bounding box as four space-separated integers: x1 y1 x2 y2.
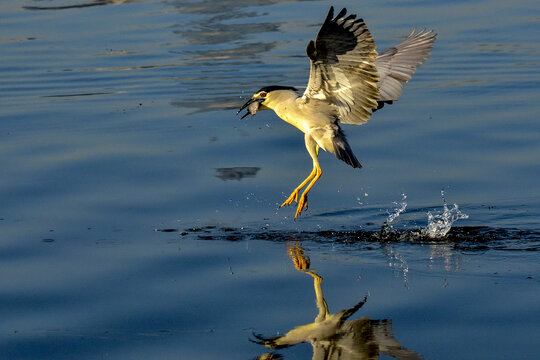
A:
372 320 423 360
303 7 380 125
375 29 437 101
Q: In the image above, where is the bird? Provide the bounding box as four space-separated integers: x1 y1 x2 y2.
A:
237 6 436 219
252 245 422 360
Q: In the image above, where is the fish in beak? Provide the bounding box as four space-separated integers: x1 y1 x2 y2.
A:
237 97 264 119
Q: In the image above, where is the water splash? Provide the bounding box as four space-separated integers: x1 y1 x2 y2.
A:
422 191 469 238
386 194 408 226
379 194 408 239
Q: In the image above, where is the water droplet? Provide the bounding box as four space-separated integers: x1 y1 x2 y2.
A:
422 191 469 238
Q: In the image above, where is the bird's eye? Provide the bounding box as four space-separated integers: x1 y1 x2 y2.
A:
260 92 267 98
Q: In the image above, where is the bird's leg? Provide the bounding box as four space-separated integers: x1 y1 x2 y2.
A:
280 133 321 219
280 167 317 207
286 245 327 321
294 165 322 219
292 134 321 220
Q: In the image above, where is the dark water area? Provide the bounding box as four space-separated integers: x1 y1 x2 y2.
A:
1 0 540 359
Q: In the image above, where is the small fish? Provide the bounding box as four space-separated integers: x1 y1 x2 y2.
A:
247 101 260 115
238 98 261 119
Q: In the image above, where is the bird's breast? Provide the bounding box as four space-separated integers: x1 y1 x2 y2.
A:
279 114 311 133
273 103 311 133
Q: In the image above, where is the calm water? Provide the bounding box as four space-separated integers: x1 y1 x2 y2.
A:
1 0 539 359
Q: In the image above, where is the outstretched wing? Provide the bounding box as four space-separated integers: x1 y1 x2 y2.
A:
302 7 380 125
375 28 437 101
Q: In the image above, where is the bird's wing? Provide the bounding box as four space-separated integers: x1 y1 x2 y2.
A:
375 28 437 101
302 7 380 125
372 320 423 359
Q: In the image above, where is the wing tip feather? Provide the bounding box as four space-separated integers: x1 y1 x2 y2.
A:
336 8 347 20
326 6 334 22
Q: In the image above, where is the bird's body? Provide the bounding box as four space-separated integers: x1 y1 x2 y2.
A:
238 7 436 219
262 89 356 163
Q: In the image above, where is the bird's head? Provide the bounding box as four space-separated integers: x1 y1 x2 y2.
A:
237 85 298 119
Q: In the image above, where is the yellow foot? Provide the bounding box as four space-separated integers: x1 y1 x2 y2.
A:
294 194 308 219
280 190 299 208
287 244 310 270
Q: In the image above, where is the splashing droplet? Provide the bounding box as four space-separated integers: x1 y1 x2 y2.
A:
380 194 408 237
386 194 408 225
423 191 469 238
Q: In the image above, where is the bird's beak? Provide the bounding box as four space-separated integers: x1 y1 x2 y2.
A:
237 97 264 119
239 110 252 120
237 97 257 114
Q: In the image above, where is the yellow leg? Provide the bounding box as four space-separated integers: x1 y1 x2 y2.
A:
294 165 322 219
281 133 322 219
280 167 317 208
287 244 310 270
286 244 326 319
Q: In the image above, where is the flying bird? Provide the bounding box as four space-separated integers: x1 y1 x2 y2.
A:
237 7 436 219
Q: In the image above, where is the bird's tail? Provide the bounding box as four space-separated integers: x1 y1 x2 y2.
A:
332 129 362 168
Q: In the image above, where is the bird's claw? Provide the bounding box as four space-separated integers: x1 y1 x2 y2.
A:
280 166 320 219
280 190 299 207
281 190 307 219
294 194 308 220
287 244 310 270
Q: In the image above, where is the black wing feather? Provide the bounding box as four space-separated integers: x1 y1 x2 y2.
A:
303 7 380 125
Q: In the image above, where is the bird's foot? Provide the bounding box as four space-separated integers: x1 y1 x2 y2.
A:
280 190 299 207
294 194 308 219
287 244 310 270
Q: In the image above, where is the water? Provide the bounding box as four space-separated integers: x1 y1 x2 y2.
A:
423 191 469 238
1 0 540 359
383 193 407 227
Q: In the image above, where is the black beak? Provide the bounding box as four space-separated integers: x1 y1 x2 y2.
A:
237 97 257 115
239 111 252 120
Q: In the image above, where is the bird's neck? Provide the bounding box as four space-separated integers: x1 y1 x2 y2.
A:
264 90 307 132
264 90 299 112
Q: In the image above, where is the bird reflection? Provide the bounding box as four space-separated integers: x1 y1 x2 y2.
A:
253 245 421 360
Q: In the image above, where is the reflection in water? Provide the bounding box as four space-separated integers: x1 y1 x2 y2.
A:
428 243 462 273
166 0 307 113
253 245 421 360
22 0 134 10
215 167 260 181
174 23 280 47
382 243 410 288
167 0 290 49
177 42 280 63
170 95 243 113
257 354 284 360
166 0 306 16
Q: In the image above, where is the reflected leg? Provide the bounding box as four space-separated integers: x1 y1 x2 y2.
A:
287 244 328 321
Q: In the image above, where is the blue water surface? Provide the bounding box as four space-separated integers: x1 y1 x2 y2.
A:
1 0 539 359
